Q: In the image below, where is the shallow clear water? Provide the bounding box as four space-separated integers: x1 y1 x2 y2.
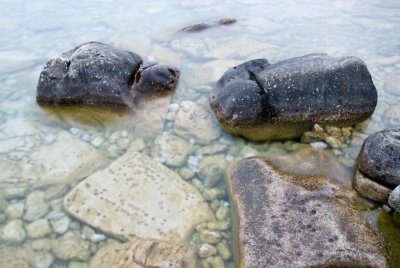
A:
0 0 399 267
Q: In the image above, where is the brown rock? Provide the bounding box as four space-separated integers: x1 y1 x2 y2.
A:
354 169 392 204
227 157 388 267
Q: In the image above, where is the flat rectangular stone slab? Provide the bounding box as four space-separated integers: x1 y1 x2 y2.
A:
64 152 214 242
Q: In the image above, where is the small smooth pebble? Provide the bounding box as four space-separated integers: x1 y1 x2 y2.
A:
198 243 217 258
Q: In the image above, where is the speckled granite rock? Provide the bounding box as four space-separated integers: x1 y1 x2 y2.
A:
227 157 387 267
357 128 400 188
90 239 197 268
37 42 179 108
209 54 377 140
0 118 107 191
266 148 352 186
64 152 214 242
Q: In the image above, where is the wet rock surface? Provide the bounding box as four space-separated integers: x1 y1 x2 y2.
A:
209 54 377 140
64 152 214 242
266 148 352 185
0 118 107 192
90 239 197 268
173 100 221 144
227 157 387 267
36 42 179 108
357 128 400 188
389 186 400 214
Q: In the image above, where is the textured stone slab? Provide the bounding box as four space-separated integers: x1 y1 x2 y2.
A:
64 152 214 242
90 239 197 268
227 157 388 267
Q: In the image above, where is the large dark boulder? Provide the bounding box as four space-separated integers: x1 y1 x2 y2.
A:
354 129 400 204
209 54 377 140
227 157 388 268
37 42 179 108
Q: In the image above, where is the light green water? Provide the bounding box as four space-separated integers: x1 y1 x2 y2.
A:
0 0 399 267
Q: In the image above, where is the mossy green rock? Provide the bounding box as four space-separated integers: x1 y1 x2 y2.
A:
227 157 388 267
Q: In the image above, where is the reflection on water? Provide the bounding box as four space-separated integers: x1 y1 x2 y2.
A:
0 0 399 267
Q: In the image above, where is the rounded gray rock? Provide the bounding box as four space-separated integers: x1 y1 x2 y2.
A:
37 42 142 107
357 128 400 188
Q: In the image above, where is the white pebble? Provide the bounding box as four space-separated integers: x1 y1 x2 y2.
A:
81 134 90 141
120 131 128 138
168 103 180 113
189 138 196 144
310 141 328 150
91 233 106 243
69 127 80 135
225 155 234 162
47 211 65 221
91 136 105 147
43 133 56 145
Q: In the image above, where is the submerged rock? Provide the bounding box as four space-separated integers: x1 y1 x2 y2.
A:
209 54 377 140
266 148 352 185
90 239 197 268
0 118 107 193
179 18 236 32
173 100 221 144
227 157 387 267
64 152 214 242
151 134 194 167
0 244 31 267
37 42 179 108
0 219 26 245
52 231 91 261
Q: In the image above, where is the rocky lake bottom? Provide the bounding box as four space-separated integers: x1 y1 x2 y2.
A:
0 0 400 267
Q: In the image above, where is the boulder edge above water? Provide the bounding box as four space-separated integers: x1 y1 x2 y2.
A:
37 41 180 108
209 54 377 140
